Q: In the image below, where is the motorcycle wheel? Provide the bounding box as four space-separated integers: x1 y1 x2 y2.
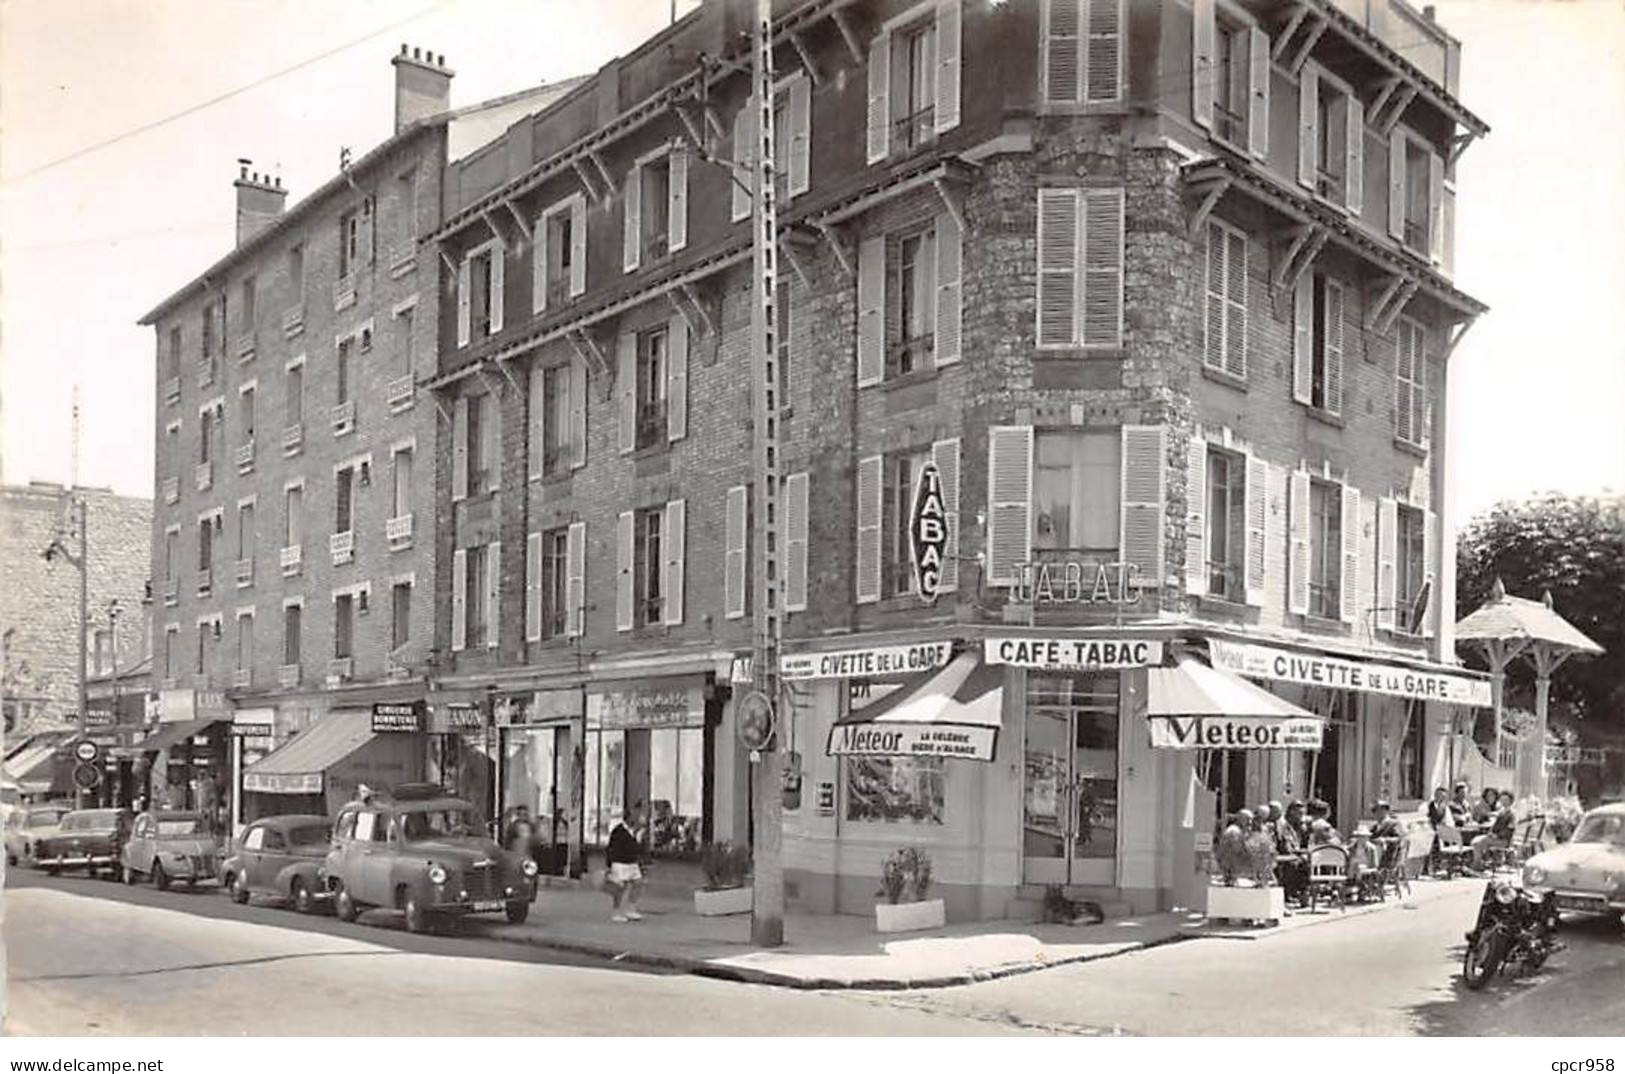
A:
1462 926 1506 990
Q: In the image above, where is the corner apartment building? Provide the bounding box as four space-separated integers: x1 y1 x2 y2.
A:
136 47 581 826
422 0 1490 919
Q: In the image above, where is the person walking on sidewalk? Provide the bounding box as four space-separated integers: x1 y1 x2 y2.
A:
606 805 646 923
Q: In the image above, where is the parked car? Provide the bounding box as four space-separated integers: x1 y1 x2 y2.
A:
121 811 222 891
32 808 132 878
4 801 71 866
323 785 538 933
1521 801 1625 922
221 814 332 912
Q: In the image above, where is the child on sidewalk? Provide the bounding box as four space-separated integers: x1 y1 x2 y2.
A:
605 805 646 923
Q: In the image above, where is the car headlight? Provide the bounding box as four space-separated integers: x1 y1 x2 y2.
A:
1494 882 1517 905
521 859 539 877
1524 865 1546 886
428 864 447 885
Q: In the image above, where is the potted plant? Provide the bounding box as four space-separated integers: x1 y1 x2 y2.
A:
1205 817 1284 926
874 846 946 933
693 840 753 916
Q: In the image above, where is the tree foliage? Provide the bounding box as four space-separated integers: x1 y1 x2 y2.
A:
1456 493 1625 728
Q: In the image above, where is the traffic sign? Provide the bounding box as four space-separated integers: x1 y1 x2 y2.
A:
73 739 101 764
737 691 776 752
73 762 102 791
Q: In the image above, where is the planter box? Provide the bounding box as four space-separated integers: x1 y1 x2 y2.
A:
1205 883 1285 926
693 885 753 917
875 898 946 933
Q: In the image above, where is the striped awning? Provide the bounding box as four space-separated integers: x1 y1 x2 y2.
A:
826 652 1003 761
244 709 375 794
1146 655 1324 750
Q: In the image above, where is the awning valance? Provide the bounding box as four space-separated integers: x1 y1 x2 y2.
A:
1147 656 1325 751
132 717 227 755
826 652 1003 761
244 709 375 795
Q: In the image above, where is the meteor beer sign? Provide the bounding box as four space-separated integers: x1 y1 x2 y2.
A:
909 462 947 602
1149 715 1325 751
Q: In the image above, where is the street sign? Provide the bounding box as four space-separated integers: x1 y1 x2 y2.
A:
73 762 101 791
73 739 101 764
737 691 776 752
908 461 946 602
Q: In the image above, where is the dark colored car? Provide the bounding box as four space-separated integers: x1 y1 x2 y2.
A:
323 787 538 933
120 811 222 890
222 814 333 912
32 808 132 878
5 802 71 866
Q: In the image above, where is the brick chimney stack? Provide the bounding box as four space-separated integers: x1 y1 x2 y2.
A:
233 160 287 246
392 45 454 134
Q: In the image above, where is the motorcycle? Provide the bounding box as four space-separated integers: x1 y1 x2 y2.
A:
1462 878 1563 990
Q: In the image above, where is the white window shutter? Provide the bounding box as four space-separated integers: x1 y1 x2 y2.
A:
856 234 885 387
1345 96 1365 215
1086 0 1123 103
1324 280 1346 416
489 243 505 334
1042 0 1081 105
986 425 1034 586
456 257 472 347
866 35 890 164
1248 26 1270 159
1340 485 1360 625
785 472 811 610
1427 150 1444 263
482 541 499 649
789 77 812 197
616 511 634 632
855 455 883 604
1224 229 1247 378
566 521 586 637
1082 187 1124 347
622 166 642 273
1388 130 1406 239
935 0 962 132
451 548 467 651
528 364 545 479
935 211 962 365
525 532 542 642
1185 436 1207 596
570 355 587 470
1377 496 1398 633
1298 65 1319 189
483 392 502 493
532 216 549 315
569 196 588 297
668 146 689 253
1037 188 1080 347
617 331 636 454
1292 273 1314 404
931 439 960 593
1204 222 1225 370
452 396 469 501
663 499 686 626
1192 0 1215 130
667 314 688 442
1421 509 1438 637
1245 453 1267 606
1120 425 1166 590
732 100 756 223
725 485 748 620
1289 470 1311 616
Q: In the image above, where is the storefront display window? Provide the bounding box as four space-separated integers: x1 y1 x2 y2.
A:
844 755 945 824
1023 673 1119 884
582 726 702 855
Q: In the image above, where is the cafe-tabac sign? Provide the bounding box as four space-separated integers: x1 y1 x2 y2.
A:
1208 639 1493 707
1008 560 1143 605
984 637 1163 671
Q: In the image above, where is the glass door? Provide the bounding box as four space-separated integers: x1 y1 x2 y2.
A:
1022 674 1120 886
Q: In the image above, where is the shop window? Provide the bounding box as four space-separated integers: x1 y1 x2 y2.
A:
1308 478 1343 620
884 449 930 596
1033 430 1120 562
1204 446 1246 601
845 755 944 824
1397 698 1425 802
580 724 704 854
633 508 663 628
1395 504 1426 633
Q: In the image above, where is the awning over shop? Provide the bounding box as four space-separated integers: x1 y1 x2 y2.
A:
1147 656 1325 750
243 709 374 795
826 652 1003 761
2 743 60 785
132 717 227 755
1207 637 1492 707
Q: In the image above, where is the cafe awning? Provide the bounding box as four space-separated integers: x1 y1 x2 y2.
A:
826 652 1003 761
1146 655 1325 750
132 716 227 755
2 743 59 785
243 709 375 795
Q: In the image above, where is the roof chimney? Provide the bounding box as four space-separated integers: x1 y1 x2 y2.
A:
233 159 287 246
392 44 455 133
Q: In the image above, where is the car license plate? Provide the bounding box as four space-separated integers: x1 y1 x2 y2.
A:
1556 894 1604 912
471 899 504 912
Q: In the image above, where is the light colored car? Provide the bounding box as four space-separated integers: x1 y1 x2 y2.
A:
4 802 71 866
1522 802 1625 921
120 811 222 891
221 814 332 912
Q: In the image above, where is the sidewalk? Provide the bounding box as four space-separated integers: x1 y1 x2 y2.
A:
478 874 1487 990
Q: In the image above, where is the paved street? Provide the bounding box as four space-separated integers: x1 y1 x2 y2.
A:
7 870 1621 1036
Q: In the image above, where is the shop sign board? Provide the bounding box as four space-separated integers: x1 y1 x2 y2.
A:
1008 560 1144 605
1207 640 1493 707
244 771 322 794
908 462 947 602
587 681 705 731
1149 715 1325 751
781 641 953 681
429 702 485 734
371 701 424 733
826 722 997 761
230 722 273 737
984 637 1163 671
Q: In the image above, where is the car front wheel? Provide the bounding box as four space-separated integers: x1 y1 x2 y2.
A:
152 862 170 892
402 892 434 934
334 884 359 923
504 900 530 925
230 872 250 904
291 877 315 915
122 864 139 885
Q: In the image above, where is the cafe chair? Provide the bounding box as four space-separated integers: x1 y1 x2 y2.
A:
1431 826 1474 878
1306 845 1350 913
1376 837 1411 900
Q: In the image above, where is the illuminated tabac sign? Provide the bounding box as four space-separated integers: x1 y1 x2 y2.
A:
1008 560 1143 605
909 462 947 603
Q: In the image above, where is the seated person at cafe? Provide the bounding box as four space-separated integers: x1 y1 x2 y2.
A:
1449 782 1473 825
1284 800 1310 848
1426 786 1456 830
1370 800 1404 841
1253 802 1276 843
1471 791 1518 869
1472 786 1499 825
1306 798 1336 833
1308 817 1343 846
1346 824 1382 896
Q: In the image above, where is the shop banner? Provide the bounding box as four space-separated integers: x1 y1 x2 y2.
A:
1149 715 1325 751
429 702 485 734
230 722 273 737
243 771 322 794
502 689 582 726
826 722 997 761
587 681 705 730
371 701 423 733
984 637 1163 671
782 641 953 681
1207 639 1493 707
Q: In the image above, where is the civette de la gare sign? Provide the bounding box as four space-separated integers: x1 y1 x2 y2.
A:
1148 715 1325 751
780 640 954 681
1208 639 1493 707
909 461 947 602
1008 560 1144 605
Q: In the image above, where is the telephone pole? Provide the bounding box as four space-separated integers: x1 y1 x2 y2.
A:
748 0 785 948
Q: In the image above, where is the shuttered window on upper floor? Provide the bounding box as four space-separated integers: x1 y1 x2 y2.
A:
867 0 962 166
1394 316 1429 450
1202 218 1247 378
1192 0 1269 160
732 75 812 224
1297 64 1364 216
1293 273 1346 417
1036 187 1123 350
1040 0 1123 106
855 211 962 387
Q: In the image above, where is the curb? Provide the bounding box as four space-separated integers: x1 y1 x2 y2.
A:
1191 878 1476 941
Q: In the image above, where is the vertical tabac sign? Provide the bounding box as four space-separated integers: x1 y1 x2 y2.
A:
910 462 947 602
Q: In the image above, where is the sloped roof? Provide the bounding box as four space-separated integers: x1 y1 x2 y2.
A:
1455 581 1604 655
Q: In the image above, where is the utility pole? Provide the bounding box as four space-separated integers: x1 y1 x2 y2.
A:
747 0 785 949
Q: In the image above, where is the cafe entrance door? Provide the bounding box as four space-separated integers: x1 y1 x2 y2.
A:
1021 673 1120 886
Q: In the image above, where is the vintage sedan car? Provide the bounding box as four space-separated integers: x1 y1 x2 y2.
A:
323 786 538 933
120 811 223 891
4 801 71 866
221 814 333 912
32 808 132 878
1522 802 1625 921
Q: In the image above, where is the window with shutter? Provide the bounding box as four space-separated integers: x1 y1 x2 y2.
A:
525 532 542 643
663 499 686 626
884 449 932 597
1297 274 1346 416
1196 444 1247 602
666 315 688 443
1302 477 1343 621
535 194 585 313
1185 435 1207 596
935 211 962 366
1082 188 1123 347
986 425 1034 586
541 529 569 639
1196 1 1262 149
785 473 811 611
855 455 883 604
451 548 468 651
856 235 885 386
1034 430 1119 558
1041 0 1124 106
1119 425 1166 589
1301 65 1359 211
1244 453 1267 606
1394 317 1427 449
616 511 634 632
1288 470 1311 617
633 507 664 628
566 521 586 638
484 539 500 649
725 485 749 620
1340 484 1361 626
1036 189 1079 348
1203 219 1247 378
